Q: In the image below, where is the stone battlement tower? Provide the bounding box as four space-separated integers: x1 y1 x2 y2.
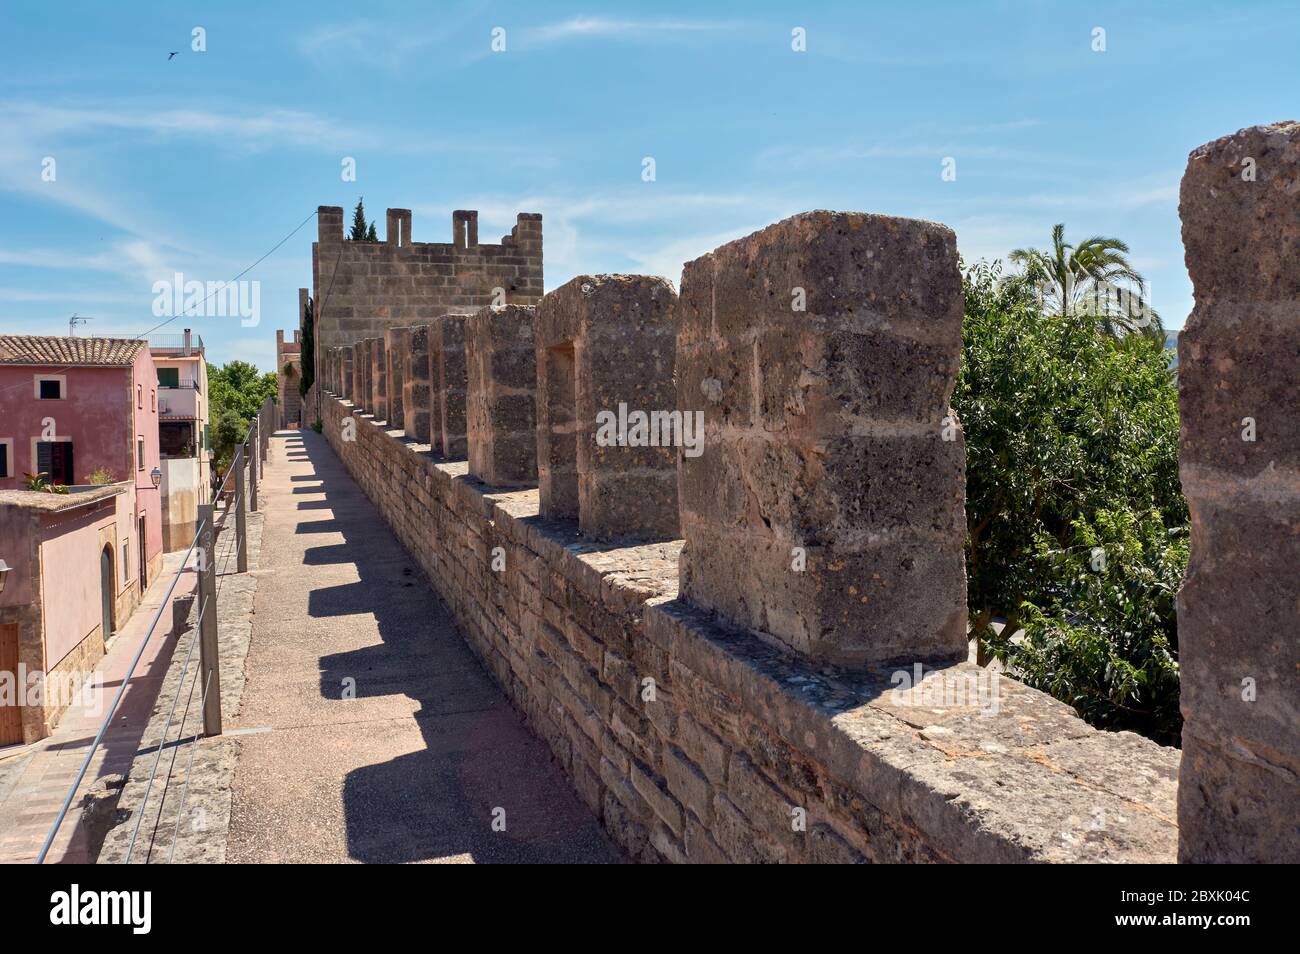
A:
309 206 543 356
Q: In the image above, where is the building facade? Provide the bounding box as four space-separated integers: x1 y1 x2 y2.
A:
0 336 164 585
0 484 144 744
149 330 212 551
276 327 303 429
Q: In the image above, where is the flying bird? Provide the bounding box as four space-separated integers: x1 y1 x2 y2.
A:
168 51 179 60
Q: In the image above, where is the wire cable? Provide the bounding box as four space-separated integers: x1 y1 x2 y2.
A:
135 209 319 340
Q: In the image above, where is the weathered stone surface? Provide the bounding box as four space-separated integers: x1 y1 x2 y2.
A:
676 211 967 668
385 326 409 433
466 305 537 486
535 275 679 540
404 324 432 443
432 314 469 459
351 341 366 410
369 336 388 424
312 206 542 358
1176 121 1300 863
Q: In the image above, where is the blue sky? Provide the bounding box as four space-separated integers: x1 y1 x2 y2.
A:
1 1 1296 370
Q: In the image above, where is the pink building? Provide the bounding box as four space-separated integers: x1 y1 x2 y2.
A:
0 336 163 586
0 484 143 743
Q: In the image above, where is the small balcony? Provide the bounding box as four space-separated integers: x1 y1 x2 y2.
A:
149 332 205 356
158 385 200 419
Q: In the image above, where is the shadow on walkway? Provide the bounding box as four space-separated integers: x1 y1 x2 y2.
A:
227 429 618 864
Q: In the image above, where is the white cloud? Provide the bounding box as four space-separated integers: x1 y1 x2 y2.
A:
297 20 459 72
527 17 741 44
0 101 355 150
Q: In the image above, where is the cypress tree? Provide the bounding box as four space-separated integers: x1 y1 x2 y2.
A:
348 198 369 241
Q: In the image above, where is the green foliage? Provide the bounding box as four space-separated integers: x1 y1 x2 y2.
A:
210 409 246 474
86 466 116 485
1009 223 1164 341
23 472 69 493
955 261 1186 745
208 360 277 472
298 296 315 398
310 418 324 434
348 197 373 241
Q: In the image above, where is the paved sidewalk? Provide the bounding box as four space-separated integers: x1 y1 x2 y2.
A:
226 430 618 863
0 550 195 864
98 492 265 865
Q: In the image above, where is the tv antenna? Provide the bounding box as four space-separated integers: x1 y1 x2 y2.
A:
69 313 94 336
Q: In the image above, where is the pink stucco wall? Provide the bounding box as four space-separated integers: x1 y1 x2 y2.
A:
0 349 161 567
38 495 121 666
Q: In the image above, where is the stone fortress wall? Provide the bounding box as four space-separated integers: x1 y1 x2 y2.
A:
307 122 1298 863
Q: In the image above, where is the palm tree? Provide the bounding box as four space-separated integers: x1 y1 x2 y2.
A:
1009 224 1163 341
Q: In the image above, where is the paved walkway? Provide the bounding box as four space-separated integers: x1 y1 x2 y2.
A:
0 550 195 863
226 430 618 863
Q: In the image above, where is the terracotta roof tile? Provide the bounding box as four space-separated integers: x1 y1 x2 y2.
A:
0 335 147 367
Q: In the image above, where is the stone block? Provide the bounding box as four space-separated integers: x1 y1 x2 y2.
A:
676 211 967 668
370 336 388 424
432 314 469 459
385 326 409 433
466 305 537 486
535 275 679 540
1176 122 1300 864
352 340 368 412
404 323 432 443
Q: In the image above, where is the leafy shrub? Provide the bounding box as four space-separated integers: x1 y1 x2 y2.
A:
955 261 1186 745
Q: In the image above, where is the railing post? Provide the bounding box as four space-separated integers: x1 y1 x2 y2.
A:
234 445 248 573
246 441 258 512
260 398 270 472
196 503 222 737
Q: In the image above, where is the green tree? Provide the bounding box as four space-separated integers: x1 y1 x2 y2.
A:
348 197 372 241
955 261 1186 745
208 360 278 473
1009 224 1163 340
298 296 315 397
210 408 246 473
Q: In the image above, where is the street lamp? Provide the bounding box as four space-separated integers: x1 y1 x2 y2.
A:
150 466 162 488
0 559 11 594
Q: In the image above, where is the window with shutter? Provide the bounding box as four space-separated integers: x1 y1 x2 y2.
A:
53 441 73 484
36 441 74 484
0 442 9 478
157 367 180 388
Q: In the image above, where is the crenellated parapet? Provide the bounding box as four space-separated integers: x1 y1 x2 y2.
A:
313 168 1297 862
312 205 543 360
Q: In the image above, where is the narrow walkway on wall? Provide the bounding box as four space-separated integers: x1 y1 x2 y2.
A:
225 430 618 863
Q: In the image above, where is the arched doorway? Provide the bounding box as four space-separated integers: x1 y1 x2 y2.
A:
100 545 116 640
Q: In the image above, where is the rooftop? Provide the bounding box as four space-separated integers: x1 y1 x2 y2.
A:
148 332 205 356
0 482 128 512
0 335 146 367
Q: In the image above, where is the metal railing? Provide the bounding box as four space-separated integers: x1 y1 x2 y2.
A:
35 396 274 864
148 333 205 353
